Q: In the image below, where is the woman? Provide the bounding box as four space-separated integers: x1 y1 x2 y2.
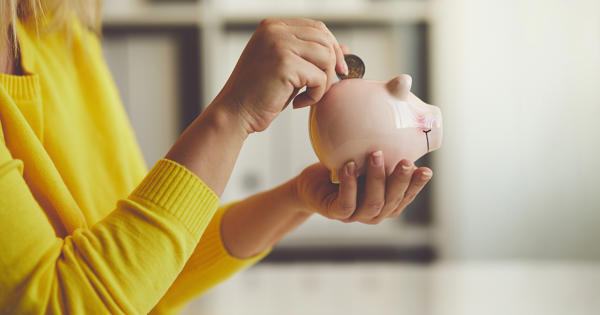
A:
0 1 433 314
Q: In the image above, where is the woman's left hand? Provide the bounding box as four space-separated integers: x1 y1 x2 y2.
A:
293 151 433 224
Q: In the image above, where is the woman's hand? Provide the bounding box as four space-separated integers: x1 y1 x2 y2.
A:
214 18 348 133
293 152 433 224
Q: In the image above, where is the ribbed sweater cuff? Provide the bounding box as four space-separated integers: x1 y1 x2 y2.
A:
130 159 220 237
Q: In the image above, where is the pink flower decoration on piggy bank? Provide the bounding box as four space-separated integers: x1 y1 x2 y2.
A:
309 74 443 183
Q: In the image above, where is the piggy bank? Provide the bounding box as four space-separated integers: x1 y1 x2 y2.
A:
309 74 443 183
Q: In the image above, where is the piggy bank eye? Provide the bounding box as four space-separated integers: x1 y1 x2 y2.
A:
423 129 432 152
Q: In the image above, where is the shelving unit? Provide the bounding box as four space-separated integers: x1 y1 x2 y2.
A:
103 1 430 25
98 2 600 313
102 0 436 261
104 0 431 107
103 3 201 26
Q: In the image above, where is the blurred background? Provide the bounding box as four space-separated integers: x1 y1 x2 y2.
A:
101 0 600 314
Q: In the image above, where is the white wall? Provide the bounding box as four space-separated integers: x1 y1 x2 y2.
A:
431 0 600 260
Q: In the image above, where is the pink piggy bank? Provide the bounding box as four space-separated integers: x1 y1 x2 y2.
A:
309 74 443 183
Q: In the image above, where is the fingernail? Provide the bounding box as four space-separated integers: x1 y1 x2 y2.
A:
343 61 349 75
345 161 356 177
400 160 413 173
371 151 383 166
421 170 433 180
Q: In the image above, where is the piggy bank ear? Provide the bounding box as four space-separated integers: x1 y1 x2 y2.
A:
386 74 412 99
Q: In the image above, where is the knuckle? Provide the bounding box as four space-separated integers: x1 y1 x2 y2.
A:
362 220 378 225
262 24 286 42
387 198 403 211
271 39 288 54
377 172 387 180
311 43 334 67
320 43 336 60
404 191 417 201
319 71 328 84
277 52 295 71
315 20 328 31
366 200 385 213
369 216 384 225
327 47 336 62
371 171 386 181
259 18 276 28
306 89 318 102
394 166 411 178
338 204 356 218
359 216 381 225
308 41 321 52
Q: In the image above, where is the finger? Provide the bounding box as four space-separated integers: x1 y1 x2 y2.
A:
281 18 347 75
391 167 433 217
329 161 358 220
303 164 339 207
293 85 327 108
284 87 301 109
288 56 328 108
288 25 338 86
375 159 414 222
317 23 347 75
340 43 351 55
291 38 337 90
353 151 386 222
289 25 336 52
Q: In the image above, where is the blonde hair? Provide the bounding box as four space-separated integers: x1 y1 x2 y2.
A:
1 0 102 53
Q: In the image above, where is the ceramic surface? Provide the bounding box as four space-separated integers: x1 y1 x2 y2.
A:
309 75 442 183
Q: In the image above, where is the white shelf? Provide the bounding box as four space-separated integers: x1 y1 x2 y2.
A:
102 1 430 27
277 217 432 248
103 3 203 27
220 1 430 24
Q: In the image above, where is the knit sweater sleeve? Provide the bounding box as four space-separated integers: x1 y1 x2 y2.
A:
0 150 219 314
149 202 271 315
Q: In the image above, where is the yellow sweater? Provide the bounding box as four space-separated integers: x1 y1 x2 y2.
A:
0 19 265 314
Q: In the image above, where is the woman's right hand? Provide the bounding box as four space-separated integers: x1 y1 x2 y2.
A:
214 18 348 134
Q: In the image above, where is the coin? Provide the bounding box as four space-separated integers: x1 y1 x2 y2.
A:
337 54 365 80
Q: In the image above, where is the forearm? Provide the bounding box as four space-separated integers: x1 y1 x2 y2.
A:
221 178 313 259
165 101 249 196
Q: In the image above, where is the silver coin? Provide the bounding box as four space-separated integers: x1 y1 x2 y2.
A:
337 54 365 80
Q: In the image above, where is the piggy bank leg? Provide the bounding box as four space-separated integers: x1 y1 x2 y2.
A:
330 169 341 184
